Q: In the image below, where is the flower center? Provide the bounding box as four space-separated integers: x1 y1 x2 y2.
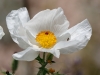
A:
36 31 57 48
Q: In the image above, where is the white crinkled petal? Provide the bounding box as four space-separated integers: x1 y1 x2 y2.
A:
30 45 60 58
57 33 70 41
0 26 5 39
6 7 30 49
13 47 39 61
67 19 92 40
36 48 60 58
13 36 30 49
26 30 37 45
54 40 84 54
25 7 69 37
54 19 92 54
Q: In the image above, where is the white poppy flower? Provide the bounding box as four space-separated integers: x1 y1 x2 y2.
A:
0 26 5 39
6 7 92 61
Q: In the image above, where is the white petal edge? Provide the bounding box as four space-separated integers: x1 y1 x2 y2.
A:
30 45 60 58
6 7 30 49
6 7 30 31
54 19 92 54
13 47 39 61
13 36 30 49
38 48 60 58
0 26 5 39
67 19 92 40
25 7 69 37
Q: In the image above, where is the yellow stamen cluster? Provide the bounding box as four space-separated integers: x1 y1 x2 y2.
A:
36 31 57 48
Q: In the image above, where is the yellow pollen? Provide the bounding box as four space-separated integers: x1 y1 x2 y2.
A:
36 31 57 48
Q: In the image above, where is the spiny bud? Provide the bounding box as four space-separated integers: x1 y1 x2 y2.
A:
6 70 10 75
47 60 52 63
48 68 55 73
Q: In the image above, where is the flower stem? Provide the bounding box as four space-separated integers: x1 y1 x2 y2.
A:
37 53 48 75
43 52 46 61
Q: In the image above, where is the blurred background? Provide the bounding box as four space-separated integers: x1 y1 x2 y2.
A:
0 0 100 75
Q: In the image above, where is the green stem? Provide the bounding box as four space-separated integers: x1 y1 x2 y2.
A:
37 63 48 75
37 53 48 75
37 69 42 75
43 52 46 61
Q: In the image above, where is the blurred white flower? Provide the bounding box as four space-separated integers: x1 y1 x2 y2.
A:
6 7 92 61
0 26 5 39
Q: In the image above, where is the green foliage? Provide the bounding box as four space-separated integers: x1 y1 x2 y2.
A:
46 53 53 61
12 59 19 74
36 54 49 75
36 55 45 65
37 67 49 75
1 59 19 75
36 53 64 75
